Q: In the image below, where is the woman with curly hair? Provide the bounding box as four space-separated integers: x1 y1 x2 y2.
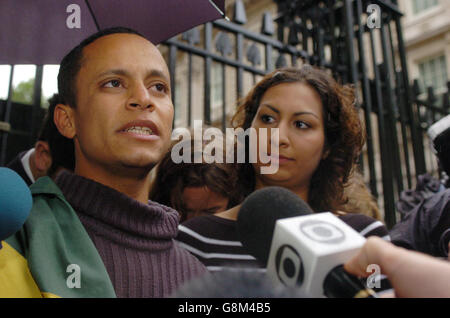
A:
176 65 389 273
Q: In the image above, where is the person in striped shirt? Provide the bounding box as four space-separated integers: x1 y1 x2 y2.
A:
176 66 390 275
176 208 389 273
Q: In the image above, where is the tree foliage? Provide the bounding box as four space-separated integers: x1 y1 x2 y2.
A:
12 78 46 106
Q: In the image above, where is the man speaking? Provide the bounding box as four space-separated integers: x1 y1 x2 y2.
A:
2 27 206 298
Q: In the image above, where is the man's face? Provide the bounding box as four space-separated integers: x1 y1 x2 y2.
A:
71 33 174 175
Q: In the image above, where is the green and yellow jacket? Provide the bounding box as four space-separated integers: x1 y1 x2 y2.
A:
0 177 116 298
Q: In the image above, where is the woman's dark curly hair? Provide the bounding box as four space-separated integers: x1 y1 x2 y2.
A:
231 65 365 213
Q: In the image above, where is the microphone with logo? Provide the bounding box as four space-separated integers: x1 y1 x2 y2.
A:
0 167 33 248
236 186 377 298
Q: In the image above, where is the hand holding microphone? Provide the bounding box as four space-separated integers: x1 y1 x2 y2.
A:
236 186 377 298
344 236 450 298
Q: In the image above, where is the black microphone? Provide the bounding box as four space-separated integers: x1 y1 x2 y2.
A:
236 186 314 265
236 186 377 298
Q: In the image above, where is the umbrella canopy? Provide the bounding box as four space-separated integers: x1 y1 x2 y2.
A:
0 0 225 65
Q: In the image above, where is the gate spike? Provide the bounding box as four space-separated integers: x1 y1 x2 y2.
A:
261 12 274 35
234 0 247 24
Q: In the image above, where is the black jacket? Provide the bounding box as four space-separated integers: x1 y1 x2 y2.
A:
6 150 33 186
390 182 450 258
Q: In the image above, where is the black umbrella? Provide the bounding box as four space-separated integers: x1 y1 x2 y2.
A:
0 0 226 64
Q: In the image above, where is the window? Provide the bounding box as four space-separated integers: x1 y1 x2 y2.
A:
41 65 60 109
212 62 223 105
0 65 12 100
11 65 36 105
418 55 448 92
211 62 224 122
418 55 448 106
412 0 438 15
173 80 184 127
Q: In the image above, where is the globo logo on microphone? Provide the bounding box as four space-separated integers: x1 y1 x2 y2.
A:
299 220 346 244
275 244 304 287
267 213 366 297
273 220 346 288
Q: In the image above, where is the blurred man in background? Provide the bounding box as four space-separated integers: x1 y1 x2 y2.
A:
5 93 75 184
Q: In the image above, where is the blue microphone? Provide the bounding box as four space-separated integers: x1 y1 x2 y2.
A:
0 167 33 246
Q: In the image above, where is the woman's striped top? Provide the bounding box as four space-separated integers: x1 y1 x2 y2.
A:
176 213 391 273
